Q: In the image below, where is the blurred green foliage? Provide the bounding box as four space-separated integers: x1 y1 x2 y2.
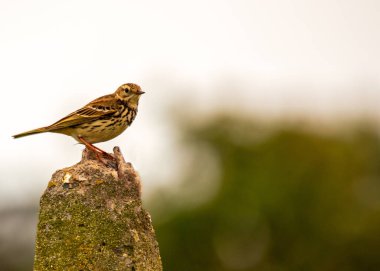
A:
153 116 380 271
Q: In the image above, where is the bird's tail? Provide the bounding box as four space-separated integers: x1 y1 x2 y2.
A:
13 127 50 139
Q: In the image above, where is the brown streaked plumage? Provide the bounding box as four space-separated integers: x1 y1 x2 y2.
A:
13 83 144 158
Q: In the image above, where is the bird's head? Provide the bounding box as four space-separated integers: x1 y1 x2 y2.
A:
115 83 145 107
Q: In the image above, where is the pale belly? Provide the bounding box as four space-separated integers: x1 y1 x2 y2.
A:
54 107 137 144
77 124 128 143
57 119 129 144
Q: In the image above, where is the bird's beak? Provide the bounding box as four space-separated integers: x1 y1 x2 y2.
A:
137 90 145 95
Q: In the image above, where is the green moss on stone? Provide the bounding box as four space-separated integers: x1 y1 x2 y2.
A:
34 150 162 271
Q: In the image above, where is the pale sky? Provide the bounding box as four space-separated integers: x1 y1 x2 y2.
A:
1 0 379 206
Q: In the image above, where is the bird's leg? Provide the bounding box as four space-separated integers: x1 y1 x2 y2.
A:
77 136 115 161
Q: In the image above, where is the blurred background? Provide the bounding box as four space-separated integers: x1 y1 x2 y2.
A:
1 0 380 270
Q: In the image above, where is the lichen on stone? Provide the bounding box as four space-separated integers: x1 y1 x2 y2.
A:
34 147 162 271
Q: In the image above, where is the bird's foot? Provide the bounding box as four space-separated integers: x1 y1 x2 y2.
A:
95 150 117 168
78 136 117 168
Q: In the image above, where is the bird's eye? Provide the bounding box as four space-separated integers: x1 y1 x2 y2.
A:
124 88 130 93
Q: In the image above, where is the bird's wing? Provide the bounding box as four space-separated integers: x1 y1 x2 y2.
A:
47 94 118 130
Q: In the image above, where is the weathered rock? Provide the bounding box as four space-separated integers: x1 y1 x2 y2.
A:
34 147 162 271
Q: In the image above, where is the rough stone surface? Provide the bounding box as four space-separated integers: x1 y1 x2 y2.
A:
33 147 162 271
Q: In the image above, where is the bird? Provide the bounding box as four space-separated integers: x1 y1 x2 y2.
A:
13 83 144 160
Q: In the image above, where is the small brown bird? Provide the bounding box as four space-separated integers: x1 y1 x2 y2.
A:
13 83 144 159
